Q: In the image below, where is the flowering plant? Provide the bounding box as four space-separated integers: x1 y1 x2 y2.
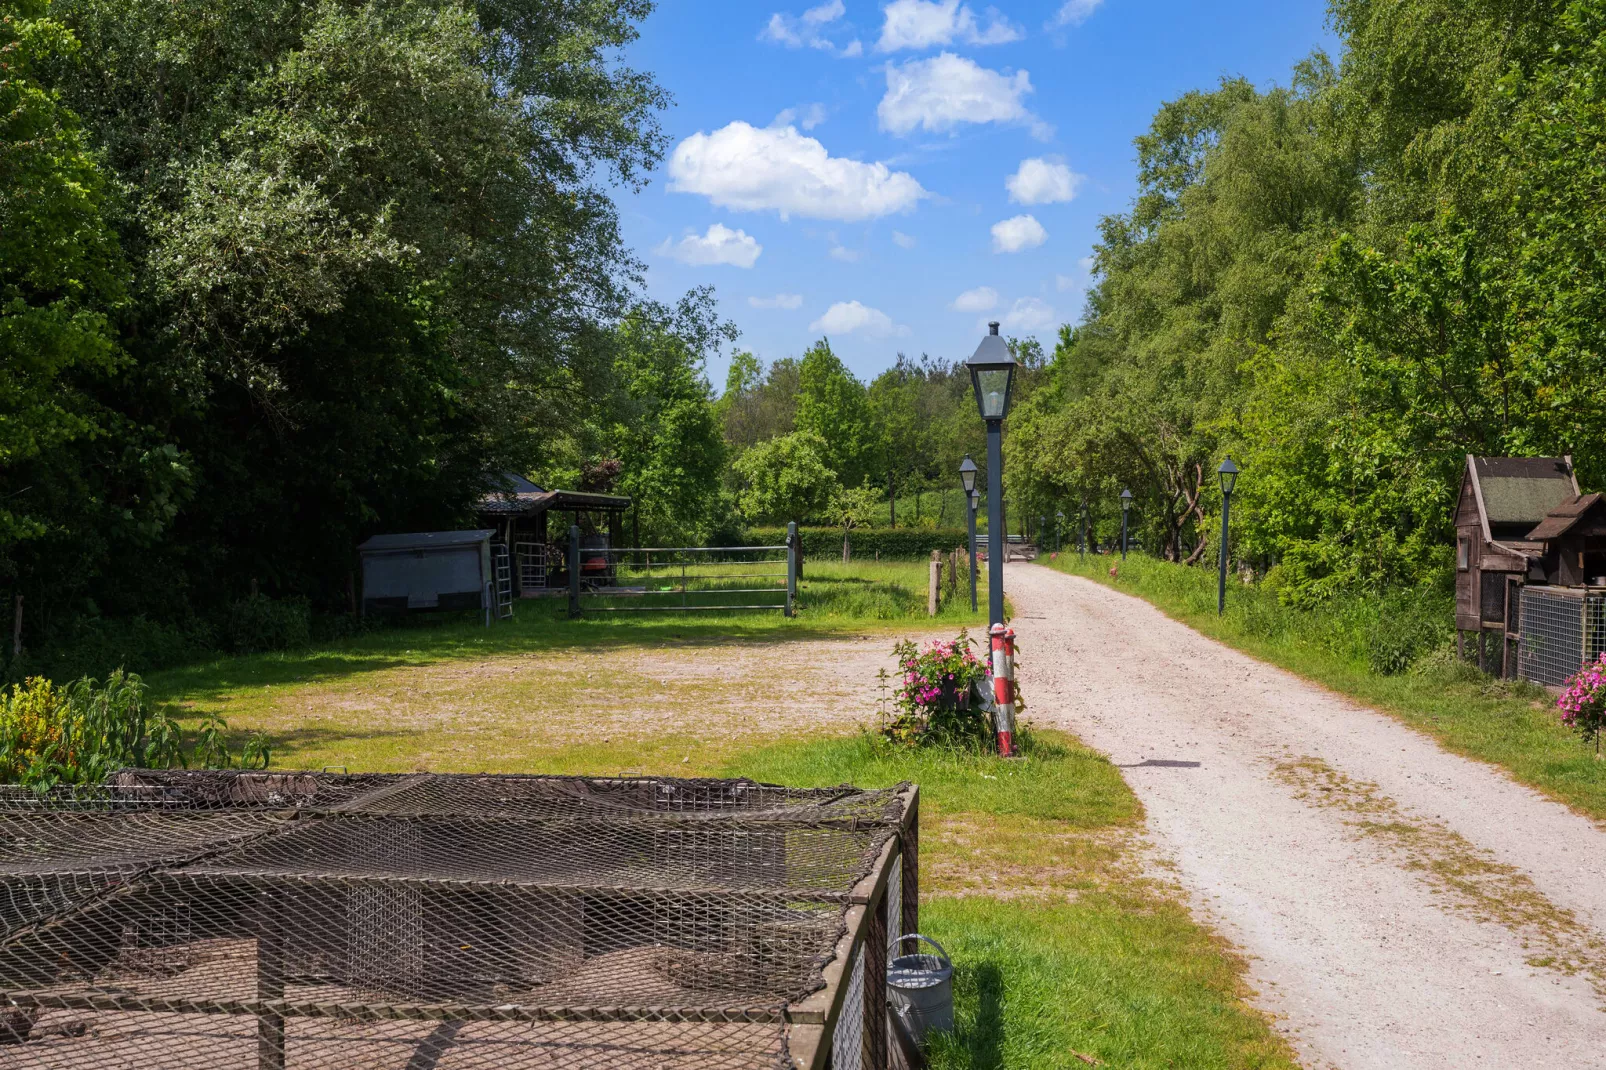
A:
1558 653 1606 759
881 631 992 746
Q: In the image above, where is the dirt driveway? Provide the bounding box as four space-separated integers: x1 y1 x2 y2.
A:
1008 563 1606 1070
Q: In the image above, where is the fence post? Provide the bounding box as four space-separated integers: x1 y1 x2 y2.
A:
786 522 798 618
863 885 889 1070
568 525 581 619
928 551 940 617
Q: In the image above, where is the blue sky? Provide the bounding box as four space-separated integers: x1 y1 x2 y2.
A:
619 0 1337 388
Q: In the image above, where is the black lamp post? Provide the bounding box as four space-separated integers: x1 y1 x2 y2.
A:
1217 457 1240 616
1055 510 1064 554
1120 488 1133 560
967 322 1017 627
960 456 980 612
969 489 981 610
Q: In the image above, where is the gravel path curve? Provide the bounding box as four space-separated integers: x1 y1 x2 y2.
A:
1008 563 1606 1069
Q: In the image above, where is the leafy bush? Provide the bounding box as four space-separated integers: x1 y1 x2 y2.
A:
882 633 993 747
0 672 182 788
6 616 213 685
0 673 270 788
1558 654 1606 758
220 594 311 653
750 526 972 559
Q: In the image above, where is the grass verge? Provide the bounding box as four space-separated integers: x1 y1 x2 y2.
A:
727 733 1299 1070
1043 552 1606 823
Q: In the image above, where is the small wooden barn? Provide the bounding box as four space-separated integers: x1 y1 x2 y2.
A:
476 473 631 597
1527 492 1606 588
1453 456 1578 670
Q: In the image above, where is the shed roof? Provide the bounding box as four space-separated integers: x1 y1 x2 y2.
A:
479 487 631 516
1527 492 1606 541
1468 456 1577 527
357 530 493 553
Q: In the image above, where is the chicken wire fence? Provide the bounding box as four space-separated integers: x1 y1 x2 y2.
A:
0 771 917 1070
1518 586 1606 686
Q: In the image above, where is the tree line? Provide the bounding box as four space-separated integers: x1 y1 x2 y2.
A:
1009 0 1606 605
0 0 1027 677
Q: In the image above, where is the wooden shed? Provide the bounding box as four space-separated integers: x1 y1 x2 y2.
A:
1527 492 1606 588
476 473 631 597
1453 456 1578 669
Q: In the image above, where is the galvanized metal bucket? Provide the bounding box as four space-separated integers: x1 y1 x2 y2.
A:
887 933 954 1044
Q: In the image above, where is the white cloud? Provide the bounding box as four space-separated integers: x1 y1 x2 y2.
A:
829 244 861 263
1055 273 1076 291
891 230 918 249
668 122 927 222
810 300 907 337
656 223 762 268
878 53 1049 139
1079 254 1096 272
952 286 998 312
749 293 805 309
1006 157 1085 205
997 296 1057 332
876 0 1022 52
1048 0 1102 28
761 1 861 55
772 103 828 130
991 214 1047 253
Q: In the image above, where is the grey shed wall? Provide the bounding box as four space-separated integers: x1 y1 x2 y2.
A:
359 532 491 613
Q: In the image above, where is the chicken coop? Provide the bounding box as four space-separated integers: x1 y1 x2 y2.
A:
476 474 632 598
0 769 919 1070
1452 455 1606 684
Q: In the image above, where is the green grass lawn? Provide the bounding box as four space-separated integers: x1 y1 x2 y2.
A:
1043 551 1606 824
730 733 1298 1069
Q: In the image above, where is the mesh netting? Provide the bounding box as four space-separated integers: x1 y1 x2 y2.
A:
0 771 910 1069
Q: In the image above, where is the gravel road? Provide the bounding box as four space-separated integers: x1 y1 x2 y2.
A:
1008 563 1606 1069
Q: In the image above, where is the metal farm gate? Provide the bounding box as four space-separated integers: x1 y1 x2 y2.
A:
566 524 800 618
1517 586 1606 686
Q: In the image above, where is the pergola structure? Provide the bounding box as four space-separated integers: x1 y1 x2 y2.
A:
477 474 631 596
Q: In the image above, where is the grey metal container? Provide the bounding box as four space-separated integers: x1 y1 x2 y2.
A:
887 933 954 1044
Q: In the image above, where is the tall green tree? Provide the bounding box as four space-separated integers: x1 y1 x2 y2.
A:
795 339 878 488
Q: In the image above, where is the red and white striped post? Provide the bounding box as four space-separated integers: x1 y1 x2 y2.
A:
989 623 1018 757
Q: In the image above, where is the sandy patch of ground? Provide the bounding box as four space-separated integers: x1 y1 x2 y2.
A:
1007 562 1606 1070
184 633 949 771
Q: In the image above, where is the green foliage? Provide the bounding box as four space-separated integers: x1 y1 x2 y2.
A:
221 595 312 655
0 0 131 558
795 339 879 488
884 634 992 747
0 671 184 787
598 292 735 544
732 431 841 526
5 0 672 670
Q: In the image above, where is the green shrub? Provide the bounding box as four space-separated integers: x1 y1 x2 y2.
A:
7 615 213 685
221 594 311 653
749 525 972 559
0 672 183 788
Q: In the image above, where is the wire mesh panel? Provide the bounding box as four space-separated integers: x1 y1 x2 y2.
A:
1518 587 1606 686
0 771 914 1070
577 547 790 614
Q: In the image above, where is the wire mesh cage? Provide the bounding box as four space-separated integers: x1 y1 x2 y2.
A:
1518 587 1606 686
0 771 917 1070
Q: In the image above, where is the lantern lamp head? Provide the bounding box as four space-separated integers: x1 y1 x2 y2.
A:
966 322 1017 421
1218 456 1240 497
958 455 978 494
1120 488 1133 513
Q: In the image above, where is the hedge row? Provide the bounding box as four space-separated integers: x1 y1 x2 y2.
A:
748 526 972 559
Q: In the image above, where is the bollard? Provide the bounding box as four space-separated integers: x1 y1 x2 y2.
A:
989 623 1017 757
